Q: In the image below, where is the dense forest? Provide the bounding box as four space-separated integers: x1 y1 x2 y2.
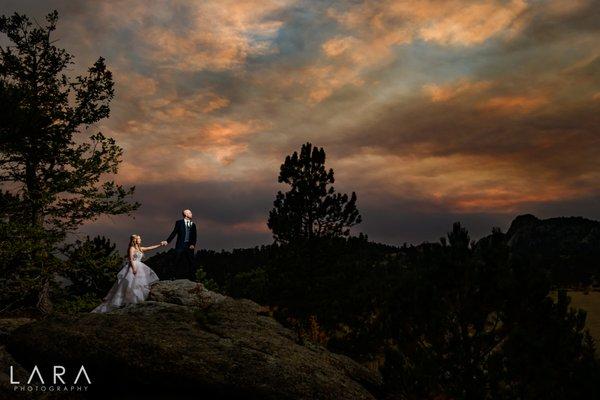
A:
145 213 600 399
1 10 600 400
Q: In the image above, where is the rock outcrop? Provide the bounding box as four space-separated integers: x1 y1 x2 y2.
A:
148 279 226 306
4 280 382 399
506 214 600 249
483 214 600 286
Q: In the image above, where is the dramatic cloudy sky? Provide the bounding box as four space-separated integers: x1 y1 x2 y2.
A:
1 0 599 250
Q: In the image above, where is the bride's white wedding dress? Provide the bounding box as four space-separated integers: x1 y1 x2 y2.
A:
91 249 159 313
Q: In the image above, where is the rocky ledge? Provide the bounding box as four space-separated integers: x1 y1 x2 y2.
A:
2 280 381 399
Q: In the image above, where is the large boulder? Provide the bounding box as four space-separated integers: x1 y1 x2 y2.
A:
148 279 226 307
5 280 381 399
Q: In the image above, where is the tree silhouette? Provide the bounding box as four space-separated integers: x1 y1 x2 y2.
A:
267 142 361 244
0 10 139 234
0 10 139 312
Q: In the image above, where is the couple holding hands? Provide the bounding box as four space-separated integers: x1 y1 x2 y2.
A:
92 209 197 313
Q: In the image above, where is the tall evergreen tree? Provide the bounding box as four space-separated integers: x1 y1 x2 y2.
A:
267 142 361 244
0 10 139 234
0 10 139 312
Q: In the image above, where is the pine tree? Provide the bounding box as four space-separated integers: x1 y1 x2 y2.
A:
267 142 361 244
0 10 139 234
0 10 139 312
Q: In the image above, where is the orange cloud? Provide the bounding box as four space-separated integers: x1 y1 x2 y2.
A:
98 0 293 72
416 0 527 45
203 96 230 113
117 145 222 184
423 79 492 102
305 28 411 104
335 148 592 214
479 94 549 113
328 0 528 47
181 119 268 165
282 64 366 104
321 36 359 57
114 69 158 97
312 0 529 103
61 1 600 210
29 0 598 248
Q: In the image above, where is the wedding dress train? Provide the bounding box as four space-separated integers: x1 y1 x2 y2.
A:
91 249 159 313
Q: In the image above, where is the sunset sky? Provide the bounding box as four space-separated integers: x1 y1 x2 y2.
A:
1 0 599 250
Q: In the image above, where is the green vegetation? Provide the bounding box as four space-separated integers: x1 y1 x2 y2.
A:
195 265 220 292
0 10 138 312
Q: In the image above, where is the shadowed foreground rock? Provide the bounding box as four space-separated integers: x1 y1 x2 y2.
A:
5 280 381 399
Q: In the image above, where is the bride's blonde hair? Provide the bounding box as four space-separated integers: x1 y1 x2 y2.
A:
128 234 141 252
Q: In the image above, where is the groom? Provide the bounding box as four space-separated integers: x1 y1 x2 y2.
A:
162 209 197 280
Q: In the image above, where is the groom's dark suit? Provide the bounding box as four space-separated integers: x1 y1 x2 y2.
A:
167 219 197 250
166 219 197 280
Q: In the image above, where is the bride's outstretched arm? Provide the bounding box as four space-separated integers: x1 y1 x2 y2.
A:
140 242 166 252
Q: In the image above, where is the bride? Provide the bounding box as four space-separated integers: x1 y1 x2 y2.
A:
91 234 165 313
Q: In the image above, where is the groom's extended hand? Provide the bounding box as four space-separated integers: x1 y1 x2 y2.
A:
189 244 195 250
160 241 167 246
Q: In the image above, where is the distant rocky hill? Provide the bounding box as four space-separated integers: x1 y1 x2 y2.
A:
1 280 381 399
506 214 600 246
494 214 600 286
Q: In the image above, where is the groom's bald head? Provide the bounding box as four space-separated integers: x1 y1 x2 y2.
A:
182 209 193 219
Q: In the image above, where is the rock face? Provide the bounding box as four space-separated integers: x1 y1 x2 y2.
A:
5 280 381 399
504 214 600 264
506 214 600 249
494 214 600 286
